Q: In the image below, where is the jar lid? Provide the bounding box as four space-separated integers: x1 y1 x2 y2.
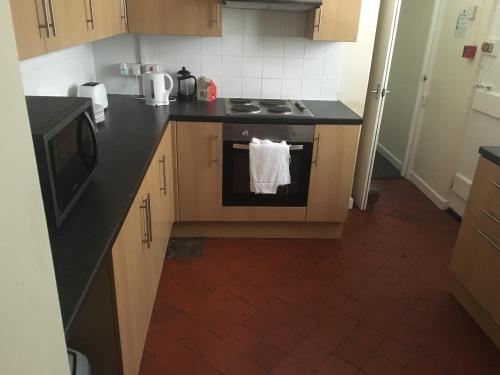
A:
177 66 191 77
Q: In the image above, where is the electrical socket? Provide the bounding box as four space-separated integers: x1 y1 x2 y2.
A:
119 62 142 77
143 64 160 73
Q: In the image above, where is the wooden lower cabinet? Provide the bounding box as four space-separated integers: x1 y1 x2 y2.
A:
176 122 222 221
450 156 500 349
112 126 174 375
306 125 361 222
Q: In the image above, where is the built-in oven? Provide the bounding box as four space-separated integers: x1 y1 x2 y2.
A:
222 123 315 207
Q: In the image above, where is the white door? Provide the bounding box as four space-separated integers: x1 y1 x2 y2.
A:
352 0 403 209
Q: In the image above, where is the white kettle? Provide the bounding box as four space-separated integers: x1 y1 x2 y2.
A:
142 72 174 106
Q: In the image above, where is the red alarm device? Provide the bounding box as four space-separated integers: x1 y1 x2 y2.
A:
462 45 477 59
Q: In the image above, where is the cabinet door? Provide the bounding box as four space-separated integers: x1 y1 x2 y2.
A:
9 0 48 60
112 189 151 375
450 213 500 317
108 0 128 36
45 0 89 52
306 0 362 41
127 0 221 36
145 125 175 304
177 122 222 221
306 125 361 222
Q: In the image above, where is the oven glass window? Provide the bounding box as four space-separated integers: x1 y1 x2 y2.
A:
223 142 313 207
48 113 96 215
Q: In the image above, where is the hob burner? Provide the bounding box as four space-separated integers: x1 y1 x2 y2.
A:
267 106 293 114
231 104 261 113
260 99 287 106
230 98 253 105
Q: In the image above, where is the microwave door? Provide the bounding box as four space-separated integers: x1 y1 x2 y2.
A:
77 112 97 171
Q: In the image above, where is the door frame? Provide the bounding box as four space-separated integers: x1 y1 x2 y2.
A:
401 0 444 178
356 0 403 210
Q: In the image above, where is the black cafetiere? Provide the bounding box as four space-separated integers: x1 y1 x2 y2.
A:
176 66 197 101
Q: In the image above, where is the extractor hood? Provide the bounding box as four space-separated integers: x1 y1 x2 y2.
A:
223 0 322 12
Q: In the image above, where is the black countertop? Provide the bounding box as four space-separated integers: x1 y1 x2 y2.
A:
479 146 500 167
50 95 362 332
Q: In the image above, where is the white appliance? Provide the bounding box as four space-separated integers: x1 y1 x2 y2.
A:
77 82 108 109
142 72 174 106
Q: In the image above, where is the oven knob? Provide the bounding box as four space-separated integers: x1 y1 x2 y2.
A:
242 130 249 137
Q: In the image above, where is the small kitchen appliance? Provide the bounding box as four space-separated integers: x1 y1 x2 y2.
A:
176 66 197 101
26 96 98 228
142 72 174 106
77 82 108 109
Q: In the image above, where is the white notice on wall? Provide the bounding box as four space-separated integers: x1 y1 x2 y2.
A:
455 10 468 38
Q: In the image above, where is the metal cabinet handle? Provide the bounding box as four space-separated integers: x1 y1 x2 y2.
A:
87 0 95 30
47 0 57 36
490 180 500 189
159 155 167 196
215 0 221 27
146 193 153 243
315 6 323 32
312 134 320 165
232 144 304 151
140 197 150 249
483 209 500 226
476 228 500 252
121 0 128 30
38 0 51 38
211 130 221 165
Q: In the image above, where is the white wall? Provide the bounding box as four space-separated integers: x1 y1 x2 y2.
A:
377 0 435 170
408 0 493 209
450 0 500 215
0 2 69 374
338 0 381 116
20 43 96 96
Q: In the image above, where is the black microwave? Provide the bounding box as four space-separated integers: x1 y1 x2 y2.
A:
26 96 98 228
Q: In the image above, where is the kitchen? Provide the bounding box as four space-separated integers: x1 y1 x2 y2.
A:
2 0 500 374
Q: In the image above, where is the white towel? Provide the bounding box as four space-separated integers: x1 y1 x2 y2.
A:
249 138 291 194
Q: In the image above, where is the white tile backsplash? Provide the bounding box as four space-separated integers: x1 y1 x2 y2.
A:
242 78 262 98
242 56 263 78
21 44 96 96
261 79 282 99
242 35 263 57
222 56 243 77
263 36 285 57
92 9 343 100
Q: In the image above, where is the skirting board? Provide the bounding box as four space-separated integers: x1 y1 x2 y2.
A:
451 279 500 350
172 222 344 239
377 143 403 171
408 171 449 209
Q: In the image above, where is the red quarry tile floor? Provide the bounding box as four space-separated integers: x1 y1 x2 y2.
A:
139 180 500 374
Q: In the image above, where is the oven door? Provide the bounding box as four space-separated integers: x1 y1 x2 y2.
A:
46 110 97 223
223 141 313 207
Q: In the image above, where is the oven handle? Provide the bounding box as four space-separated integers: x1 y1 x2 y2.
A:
232 143 304 151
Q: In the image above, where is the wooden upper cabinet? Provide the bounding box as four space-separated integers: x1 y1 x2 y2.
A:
306 125 361 222
177 122 222 221
44 0 89 52
306 0 362 41
9 0 48 60
127 0 222 36
86 0 127 41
